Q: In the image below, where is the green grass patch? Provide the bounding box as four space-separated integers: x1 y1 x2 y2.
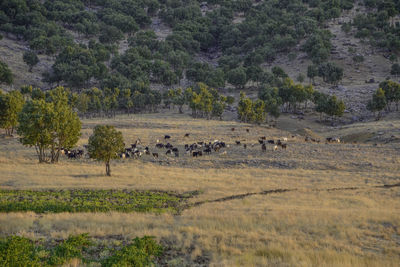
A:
0 234 162 267
0 189 199 214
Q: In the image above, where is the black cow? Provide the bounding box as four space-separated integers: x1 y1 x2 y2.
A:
235 141 241 145
166 150 172 155
164 135 171 139
204 148 211 154
152 153 159 158
262 143 267 152
258 139 264 144
166 143 173 149
172 147 179 153
156 143 164 149
267 140 274 144
243 144 247 149
184 133 190 137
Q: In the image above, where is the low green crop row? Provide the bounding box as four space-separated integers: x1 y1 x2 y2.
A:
0 234 163 267
0 189 196 214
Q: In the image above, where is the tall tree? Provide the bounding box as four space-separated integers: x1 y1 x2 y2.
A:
88 125 124 176
23 51 39 72
0 90 25 135
18 99 56 163
0 60 13 85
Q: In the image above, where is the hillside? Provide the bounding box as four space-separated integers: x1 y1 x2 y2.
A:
0 0 399 118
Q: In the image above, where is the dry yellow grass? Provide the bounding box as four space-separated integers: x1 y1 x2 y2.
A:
1 112 399 266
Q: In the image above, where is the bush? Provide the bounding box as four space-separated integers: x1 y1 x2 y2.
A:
102 236 163 267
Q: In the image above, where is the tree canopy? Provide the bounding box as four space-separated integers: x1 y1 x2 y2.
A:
87 125 124 176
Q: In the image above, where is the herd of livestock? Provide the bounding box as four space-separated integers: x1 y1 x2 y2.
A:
60 129 341 161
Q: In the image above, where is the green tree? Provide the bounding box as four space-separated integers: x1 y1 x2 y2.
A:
227 67 247 89
253 99 266 124
307 65 318 84
87 125 124 176
379 80 400 111
17 87 81 163
0 90 24 135
0 60 13 85
46 86 82 163
325 95 345 119
367 88 387 119
23 51 39 72
17 99 56 163
238 91 254 123
318 62 343 86
391 63 400 77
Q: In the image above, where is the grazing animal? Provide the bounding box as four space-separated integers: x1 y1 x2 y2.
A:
192 151 199 157
184 144 189 150
204 148 212 154
277 140 282 146
262 143 266 152
172 147 179 153
258 139 264 144
166 150 172 155
273 145 278 151
152 153 159 158
220 151 227 155
243 144 247 149
164 135 171 140
166 143 173 149
231 128 235 131
246 129 250 133
155 143 164 149
120 153 126 159
281 144 287 149
267 140 274 144
283 137 288 142
235 141 241 145
260 136 266 140
184 133 190 137
131 144 136 149
174 152 179 157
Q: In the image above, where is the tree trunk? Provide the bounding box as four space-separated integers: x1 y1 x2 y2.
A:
105 161 111 176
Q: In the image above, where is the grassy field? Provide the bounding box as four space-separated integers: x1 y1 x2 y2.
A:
1 111 399 266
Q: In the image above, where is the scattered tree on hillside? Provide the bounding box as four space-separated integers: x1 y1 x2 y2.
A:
317 62 343 86
367 88 387 119
307 65 318 84
0 60 13 85
23 51 39 72
227 67 247 89
313 92 345 121
377 80 400 111
238 92 266 124
0 90 24 135
391 63 400 77
87 125 124 176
